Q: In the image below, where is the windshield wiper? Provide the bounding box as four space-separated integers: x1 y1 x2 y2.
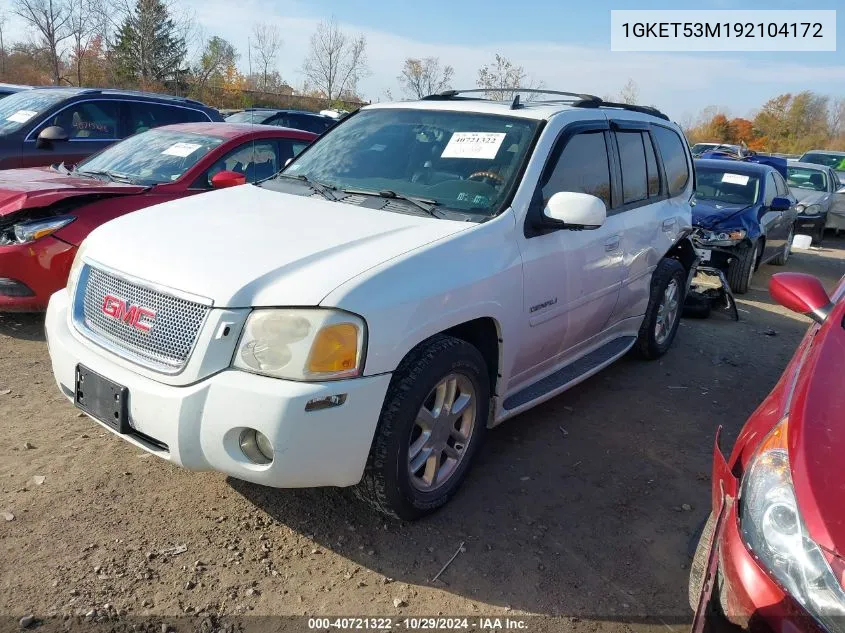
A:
276 173 338 201
342 188 441 218
75 169 138 184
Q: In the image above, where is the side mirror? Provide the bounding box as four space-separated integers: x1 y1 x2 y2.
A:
210 170 247 188
770 197 791 211
36 125 69 149
543 191 606 229
769 272 833 324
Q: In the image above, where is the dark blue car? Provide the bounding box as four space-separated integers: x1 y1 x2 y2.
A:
692 159 798 294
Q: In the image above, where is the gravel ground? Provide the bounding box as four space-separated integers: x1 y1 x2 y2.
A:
2 236 844 633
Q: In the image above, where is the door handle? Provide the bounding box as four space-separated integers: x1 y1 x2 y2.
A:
605 237 620 252
662 218 676 231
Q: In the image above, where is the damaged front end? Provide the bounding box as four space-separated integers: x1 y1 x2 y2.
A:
684 264 739 321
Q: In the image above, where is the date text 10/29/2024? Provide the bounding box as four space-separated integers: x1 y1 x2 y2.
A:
307 617 530 630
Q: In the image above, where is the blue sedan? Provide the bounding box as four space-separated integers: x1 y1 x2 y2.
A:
692 159 799 294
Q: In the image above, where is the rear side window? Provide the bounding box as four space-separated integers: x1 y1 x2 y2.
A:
127 102 209 135
543 131 611 208
38 100 120 139
616 131 648 204
652 126 690 197
271 114 332 134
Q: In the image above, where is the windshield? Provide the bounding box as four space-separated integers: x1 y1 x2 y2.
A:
225 111 272 124
0 89 69 135
787 167 827 192
265 108 540 217
800 152 845 170
76 128 224 185
695 168 760 205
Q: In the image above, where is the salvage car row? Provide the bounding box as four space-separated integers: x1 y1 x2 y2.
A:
1 86 844 633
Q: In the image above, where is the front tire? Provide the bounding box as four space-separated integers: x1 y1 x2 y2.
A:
354 335 490 520
632 258 686 360
726 241 758 294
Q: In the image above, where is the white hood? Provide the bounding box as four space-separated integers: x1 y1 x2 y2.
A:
83 185 471 307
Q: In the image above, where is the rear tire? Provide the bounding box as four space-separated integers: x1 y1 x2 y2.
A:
354 335 489 520
771 226 793 266
632 258 686 360
726 241 758 294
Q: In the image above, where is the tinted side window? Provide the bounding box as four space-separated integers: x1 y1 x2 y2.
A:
543 131 611 208
39 100 120 139
773 172 789 197
127 102 209 135
764 173 777 205
198 140 279 188
616 131 648 204
652 126 690 197
643 133 660 197
278 138 310 163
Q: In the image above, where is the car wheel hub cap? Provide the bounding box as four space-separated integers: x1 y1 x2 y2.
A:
655 279 680 346
784 230 793 262
408 373 476 492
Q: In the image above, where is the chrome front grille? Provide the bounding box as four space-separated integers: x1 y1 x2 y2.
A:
76 266 210 373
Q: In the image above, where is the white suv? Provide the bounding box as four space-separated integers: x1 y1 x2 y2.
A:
45 90 696 520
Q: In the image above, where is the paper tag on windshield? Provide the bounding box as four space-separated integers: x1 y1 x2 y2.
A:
6 110 37 124
721 173 749 186
441 132 506 159
162 142 202 157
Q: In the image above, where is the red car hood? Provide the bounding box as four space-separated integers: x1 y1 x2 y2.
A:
0 167 146 216
790 286 845 560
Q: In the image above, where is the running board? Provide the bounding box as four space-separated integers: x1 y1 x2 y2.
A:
502 336 636 411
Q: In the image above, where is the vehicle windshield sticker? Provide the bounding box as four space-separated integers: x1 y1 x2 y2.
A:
441 132 506 160
6 109 37 124
722 173 750 186
162 142 203 157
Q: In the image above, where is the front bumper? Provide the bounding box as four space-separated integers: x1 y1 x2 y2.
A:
794 215 826 236
692 430 823 633
45 290 392 488
0 237 76 311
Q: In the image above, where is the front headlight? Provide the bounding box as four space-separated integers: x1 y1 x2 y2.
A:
66 239 89 299
694 227 747 247
740 418 845 630
233 308 366 381
0 214 75 246
799 204 822 217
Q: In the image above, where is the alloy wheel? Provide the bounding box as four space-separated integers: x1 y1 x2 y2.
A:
654 278 680 346
408 373 477 492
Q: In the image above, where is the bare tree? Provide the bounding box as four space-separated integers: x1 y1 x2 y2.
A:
397 57 453 99
13 0 73 84
251 23 281 91
67 0 106 85
476 54 543 101
302 17 368 102
617 78 639 105
0 9 7 76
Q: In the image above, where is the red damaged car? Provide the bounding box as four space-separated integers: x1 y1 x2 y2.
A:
690 271 845 633
0 122 315 310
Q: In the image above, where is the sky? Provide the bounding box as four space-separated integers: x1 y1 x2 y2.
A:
5 0 845 123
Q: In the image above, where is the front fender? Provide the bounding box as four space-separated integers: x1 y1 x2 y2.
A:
321 211 523 378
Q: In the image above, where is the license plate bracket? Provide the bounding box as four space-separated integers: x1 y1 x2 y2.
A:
75 365 129 433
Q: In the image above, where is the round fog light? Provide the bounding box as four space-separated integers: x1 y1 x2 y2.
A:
239 429 273 465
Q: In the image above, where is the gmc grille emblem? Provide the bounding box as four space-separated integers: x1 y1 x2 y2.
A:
102 295 156 333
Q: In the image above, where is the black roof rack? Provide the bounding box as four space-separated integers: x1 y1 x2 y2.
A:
421 88 670 121
32 86 208 107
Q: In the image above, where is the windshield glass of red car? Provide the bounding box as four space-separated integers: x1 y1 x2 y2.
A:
0 89 70 135
695 168 761 206
75 128 224 185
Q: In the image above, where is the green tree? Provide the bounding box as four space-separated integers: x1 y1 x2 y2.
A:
192 35 237 93
112 0 186 84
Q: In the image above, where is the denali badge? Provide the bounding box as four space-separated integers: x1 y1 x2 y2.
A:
102 295 156 333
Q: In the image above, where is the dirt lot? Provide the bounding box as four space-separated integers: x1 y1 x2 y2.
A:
2 237 845 633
